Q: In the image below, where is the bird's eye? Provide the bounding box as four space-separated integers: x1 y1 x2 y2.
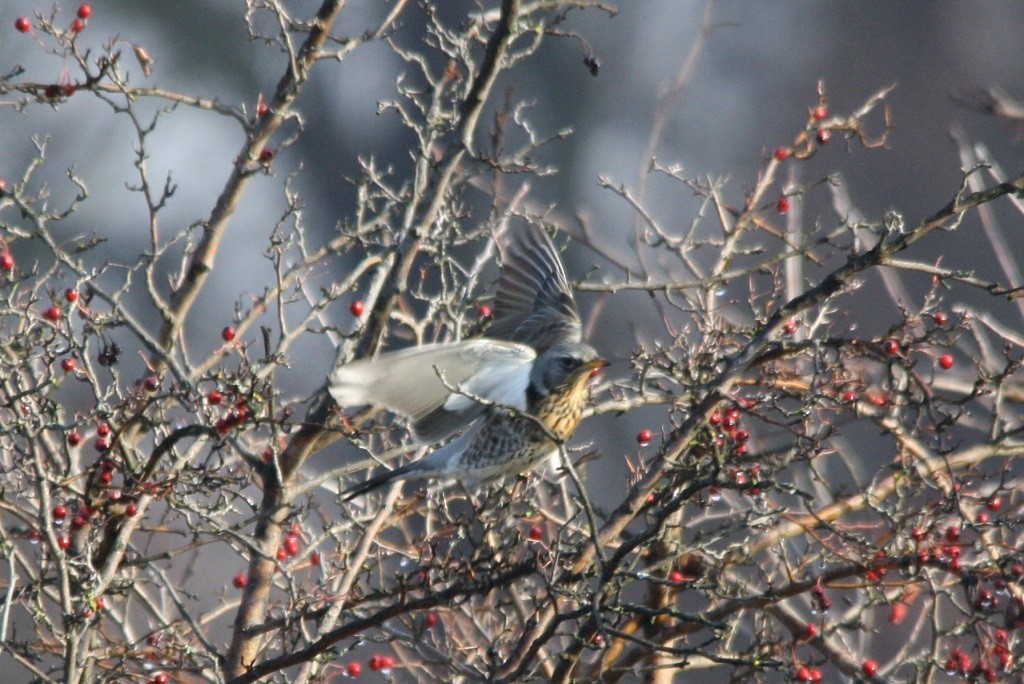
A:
560 357 576 369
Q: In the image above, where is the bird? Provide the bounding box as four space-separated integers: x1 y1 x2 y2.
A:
328 220 607 501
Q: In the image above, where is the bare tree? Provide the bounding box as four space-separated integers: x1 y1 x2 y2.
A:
1 2 1022 683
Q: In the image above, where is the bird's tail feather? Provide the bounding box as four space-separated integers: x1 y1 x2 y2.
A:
340 430 473 502
341 465 410 502
340 449 442 502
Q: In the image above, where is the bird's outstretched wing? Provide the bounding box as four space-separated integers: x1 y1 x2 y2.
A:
487 221 582 351
328 339 534 442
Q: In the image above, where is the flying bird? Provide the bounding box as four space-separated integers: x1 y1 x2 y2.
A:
329 222 606 501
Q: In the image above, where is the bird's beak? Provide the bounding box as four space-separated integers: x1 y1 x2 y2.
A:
585 358 610 371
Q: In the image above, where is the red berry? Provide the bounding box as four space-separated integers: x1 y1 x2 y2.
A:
15 17 31 33
258 147 275 163
933 311 948 325
276 546 288 562
77 4 93 19
380 655 395 670
256 102 270 118
668 570 684 583
53 504 68 519
349 300 365 317
144 376 160 392
709 410 722 426
773 147 789 161
883 338 899 355
527 525 543 541
477 303 492 318
44 306 62 321
0 253 13 270
232 573 248 588
795 666 811 682
70 18 85 34
368 655 384 671
310 550 321 565
637 428 653 445
67 430 82 446
804 623 817 638
65 288 79 302
783 319 798 336
976 511 989 523
987 496 1002 511
94 437 109 452
221 326 236 342
816 128 831 144
58 535 72 550
938 353 954 370
151 673 169 684
347 661 362 677
813 105 828 121
125 502 138 517
842 389 857 403
889 601 908 624
97 423 110 436
776 196 791 214
945 525 960 542
862 659 878 676
61 358 76 372
284 534 300 557
208 390 223 405
424 611 438 628
809 668 823 683
98 471 112 484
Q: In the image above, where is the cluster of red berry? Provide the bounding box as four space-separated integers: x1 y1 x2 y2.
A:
773 104 831 214
345 653 397 677
275 523 305 562
15 4 92 35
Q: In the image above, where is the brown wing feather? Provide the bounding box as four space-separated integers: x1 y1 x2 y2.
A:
487 221 582 352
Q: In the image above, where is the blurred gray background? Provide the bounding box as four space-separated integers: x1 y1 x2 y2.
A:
2 0 1023 512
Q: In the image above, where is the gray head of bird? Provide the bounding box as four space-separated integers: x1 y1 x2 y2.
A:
529 342 609 396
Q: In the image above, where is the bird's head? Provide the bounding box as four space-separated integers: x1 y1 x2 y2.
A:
530 342 609 396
